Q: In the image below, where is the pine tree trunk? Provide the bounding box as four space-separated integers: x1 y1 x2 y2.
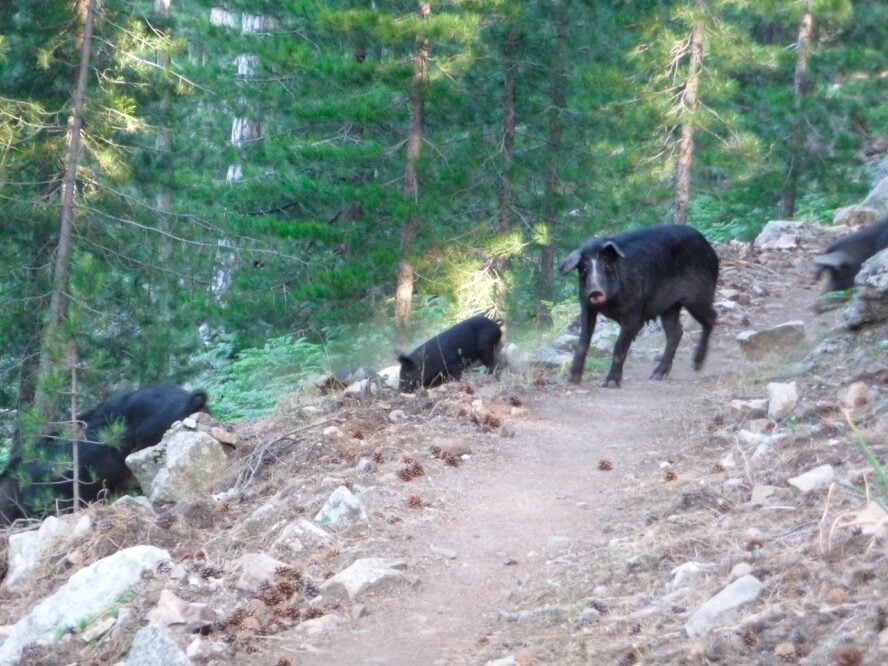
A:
537 4 567 330
34 0 97 420
395 2 430 343
492 18 518 316
673 0 705 226
780 0 812 219
498 19 517 234
156 0 173 262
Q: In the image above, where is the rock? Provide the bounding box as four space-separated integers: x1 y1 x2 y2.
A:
788 464 835 493
355 456 377 472
323 425 343 438
737 321 805 358
319 557 409 602
862 176 888 216
745 418 775 435
753 221 810 250
126 625 190 666
729 399 768 418
767 382 798 421
832 206 879 227
147 589 210 631
672 561 707 589
0 546 170 664
185 636 226 660
234 552 289 591
271 518 335 557
210 426 238 445
498 605 569 623
429 545 458 560
749 485 777 504
485 657 521 666
729 562 754 579
295 612 348 636
844 249 888 328
127 428 232 504
112 495 156 514
388 409 408 422
343 378 373 397
684 575 764 637
314 485 368 529
4 513 91 592
736 429 777 460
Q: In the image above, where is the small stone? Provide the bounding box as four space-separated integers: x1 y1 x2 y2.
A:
749 485 777 504
430 545 458 560
767 382 798 421
788 465 835 493
729 562 753 579
79 616 116 643
774 642 796 658
210 426 238 445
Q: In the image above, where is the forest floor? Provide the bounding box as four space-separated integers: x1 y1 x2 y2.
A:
4 226 888 666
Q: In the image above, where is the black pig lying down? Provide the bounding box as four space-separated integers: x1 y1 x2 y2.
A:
813 216 888 294
560 224 719 388
398 316 504 392
0 382 210 525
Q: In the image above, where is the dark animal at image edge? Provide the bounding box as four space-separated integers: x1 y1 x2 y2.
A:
397 316 504 392
813 216 888 294
0 383 209 525
560 224 719 388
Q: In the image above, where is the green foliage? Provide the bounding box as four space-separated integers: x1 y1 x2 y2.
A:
1 0 887 421
202 335 328 420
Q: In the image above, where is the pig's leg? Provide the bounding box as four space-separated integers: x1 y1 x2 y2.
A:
604 318 642 388
569 308 598 384
651 305 683 380
686 302 717 370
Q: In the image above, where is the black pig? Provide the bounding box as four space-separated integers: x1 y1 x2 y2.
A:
0 382 209 524
398 316 503 392
813 216 888 293
0 441 130 524
82 382 209 457
560 224 719 388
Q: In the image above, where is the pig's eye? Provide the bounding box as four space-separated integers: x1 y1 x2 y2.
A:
604 261 615 275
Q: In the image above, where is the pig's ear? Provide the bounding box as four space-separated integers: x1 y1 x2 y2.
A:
559 250 582 274
397 353 415 370
602 241 626 259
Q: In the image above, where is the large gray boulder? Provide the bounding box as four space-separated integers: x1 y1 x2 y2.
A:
862 175 888 216
843 248 888 329
127 426 231 503
0 545 170 665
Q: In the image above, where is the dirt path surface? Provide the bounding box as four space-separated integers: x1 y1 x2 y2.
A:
262 243 850 666
281 326 781 665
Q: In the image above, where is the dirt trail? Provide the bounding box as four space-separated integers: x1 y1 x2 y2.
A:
286 332 740 665
267 253 844 666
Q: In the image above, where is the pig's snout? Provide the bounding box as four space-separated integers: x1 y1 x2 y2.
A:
587 290 607 305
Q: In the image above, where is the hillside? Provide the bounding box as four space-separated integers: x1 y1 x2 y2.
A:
2 221 888 666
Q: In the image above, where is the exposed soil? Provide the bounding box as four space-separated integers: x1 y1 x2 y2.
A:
4 226 888 666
